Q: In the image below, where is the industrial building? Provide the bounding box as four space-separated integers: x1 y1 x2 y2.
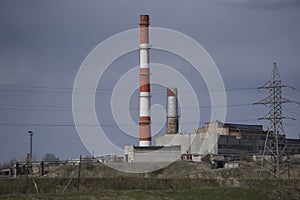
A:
156 128 219 155
156 121 300 158
126 120 300 163
123 14 300 163
198 121 267 155
124 145 181 163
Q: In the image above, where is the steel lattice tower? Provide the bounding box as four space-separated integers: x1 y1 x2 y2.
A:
255 62 292 178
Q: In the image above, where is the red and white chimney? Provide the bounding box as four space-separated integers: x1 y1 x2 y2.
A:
167 88 179 134
139 15 151 147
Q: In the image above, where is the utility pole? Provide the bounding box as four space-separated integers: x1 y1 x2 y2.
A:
76 155 82 192
26 153 30 193
255 62 296 178
28 130 33 163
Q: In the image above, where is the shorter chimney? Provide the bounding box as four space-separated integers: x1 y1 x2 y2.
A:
167 88 178 134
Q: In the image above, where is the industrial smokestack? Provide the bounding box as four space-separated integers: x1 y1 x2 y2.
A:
167 88 178 134
139 15 151 146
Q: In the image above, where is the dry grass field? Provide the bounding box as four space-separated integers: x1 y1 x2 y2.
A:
0 161 299 199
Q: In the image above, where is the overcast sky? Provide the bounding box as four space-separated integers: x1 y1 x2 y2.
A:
0 0 300 163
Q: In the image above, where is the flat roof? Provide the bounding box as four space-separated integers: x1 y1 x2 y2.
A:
132 145 181 150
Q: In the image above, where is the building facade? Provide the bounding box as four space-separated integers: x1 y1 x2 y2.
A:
124 145 181 163
156 121 300 157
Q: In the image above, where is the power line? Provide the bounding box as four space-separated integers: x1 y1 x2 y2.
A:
0 87 260 97
0 121 197 127
0 82 259 91
0 62 298 70
0 117 296 129
0 103 256 111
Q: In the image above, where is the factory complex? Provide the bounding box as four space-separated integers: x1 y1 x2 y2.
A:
1 15 300 178
125 121 300 163
124 15 300 163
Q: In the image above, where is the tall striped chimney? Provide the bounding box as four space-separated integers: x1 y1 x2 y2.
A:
167 88 178 134
139 15 151 146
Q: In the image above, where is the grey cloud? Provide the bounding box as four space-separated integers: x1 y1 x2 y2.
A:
0 0 299 163
222 0 300 10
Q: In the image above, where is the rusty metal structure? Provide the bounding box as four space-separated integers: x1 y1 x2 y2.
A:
167 88 179 134
139 15 151 146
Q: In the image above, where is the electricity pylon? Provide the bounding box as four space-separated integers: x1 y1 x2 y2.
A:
255 62 295 178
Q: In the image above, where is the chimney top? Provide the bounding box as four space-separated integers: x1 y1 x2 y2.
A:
140 15 150 26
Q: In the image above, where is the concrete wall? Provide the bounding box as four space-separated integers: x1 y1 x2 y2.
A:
124 145 181 163
196 121 228 136
155 133 218 155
